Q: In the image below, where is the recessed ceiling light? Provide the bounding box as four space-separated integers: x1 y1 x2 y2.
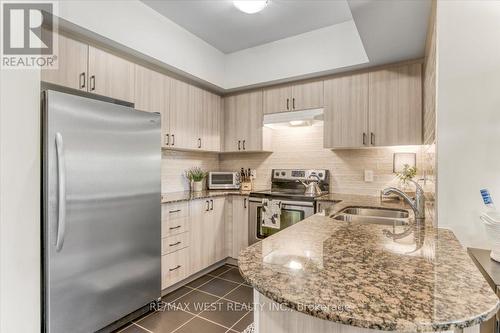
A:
233 0 268 14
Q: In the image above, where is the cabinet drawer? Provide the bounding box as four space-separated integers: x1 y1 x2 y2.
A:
161 247 189 289
162 216 189 238
162 232 190 255
162 202 189 221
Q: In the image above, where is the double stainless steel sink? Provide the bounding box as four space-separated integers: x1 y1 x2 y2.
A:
332 206 410 226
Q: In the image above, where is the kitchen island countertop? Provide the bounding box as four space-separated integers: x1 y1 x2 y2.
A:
238 193 499 332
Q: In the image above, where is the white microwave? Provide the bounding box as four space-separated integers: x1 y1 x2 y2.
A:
208 172 240 190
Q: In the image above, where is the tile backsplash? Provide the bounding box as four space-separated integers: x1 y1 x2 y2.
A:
162 124 425 196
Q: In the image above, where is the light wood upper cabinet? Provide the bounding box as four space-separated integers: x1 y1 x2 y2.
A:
263 81 323 114
323 63 422 148
223 95 238 152
237 91 263 151
168 78 191 149
201 91 221 152
368 63 422 146
42 33 88 91
134 65 166 113
291 81 324 111
324 73 369 148
223 91 264 152
134 65 170 147
263 85 292 114
88 46 135 103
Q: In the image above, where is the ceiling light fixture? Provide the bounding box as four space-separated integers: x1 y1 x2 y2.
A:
233 0 268 14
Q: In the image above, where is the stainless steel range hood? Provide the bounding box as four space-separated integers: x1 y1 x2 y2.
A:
263 108 323 128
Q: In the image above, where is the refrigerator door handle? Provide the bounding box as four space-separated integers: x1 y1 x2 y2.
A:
55 132 67 252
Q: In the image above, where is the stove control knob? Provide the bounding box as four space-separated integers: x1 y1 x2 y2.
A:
281 171 286 176
275 172 279 177
318 172 323 178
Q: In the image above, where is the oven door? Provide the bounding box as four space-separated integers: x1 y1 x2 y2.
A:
248 198 314 245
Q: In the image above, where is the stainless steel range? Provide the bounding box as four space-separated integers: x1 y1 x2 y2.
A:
248 169 329 245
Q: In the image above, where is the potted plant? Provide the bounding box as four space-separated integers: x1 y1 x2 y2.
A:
185 167 207 192
396 164 417 192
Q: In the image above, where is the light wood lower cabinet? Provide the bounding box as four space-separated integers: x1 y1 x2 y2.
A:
189 198 225 275
161 196 251 290
161 247 190 290
232 196 249 259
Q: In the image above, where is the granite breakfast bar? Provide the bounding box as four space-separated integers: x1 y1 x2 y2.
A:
239 194 499 333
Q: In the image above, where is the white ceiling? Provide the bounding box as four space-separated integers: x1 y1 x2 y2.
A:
140 0 353 54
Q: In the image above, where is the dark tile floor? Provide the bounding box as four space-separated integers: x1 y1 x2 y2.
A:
116 265 253 333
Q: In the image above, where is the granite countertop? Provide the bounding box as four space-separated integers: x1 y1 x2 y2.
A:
238 193 499 332
161 190 252 203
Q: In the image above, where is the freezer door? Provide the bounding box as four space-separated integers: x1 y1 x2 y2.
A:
43 90 161 333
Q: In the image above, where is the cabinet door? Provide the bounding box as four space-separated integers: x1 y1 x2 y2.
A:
223 95 239 152
212 198 226 262
134 65 165 113
169 78 191 149
368 63 422 146
201 91 221 152
190 199 210 274
232 197 249 259
263 85 292 114
88 46 135 103
189 85 204 150
41 33 88 91
237 91 263 151
324 74 368 148
291 81 324 111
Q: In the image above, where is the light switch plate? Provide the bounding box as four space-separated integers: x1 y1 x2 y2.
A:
364 170 374 182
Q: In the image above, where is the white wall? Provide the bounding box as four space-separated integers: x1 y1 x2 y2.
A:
0 70 41 332
224 21 368 89
437 0 500 247
58 0 226 88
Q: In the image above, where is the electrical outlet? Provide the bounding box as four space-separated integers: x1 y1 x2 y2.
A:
364 170 374 182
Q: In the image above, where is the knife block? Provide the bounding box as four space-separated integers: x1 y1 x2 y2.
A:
241 181 252 191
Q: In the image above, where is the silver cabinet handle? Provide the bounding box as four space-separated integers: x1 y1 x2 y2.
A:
169 209 181 214
165 134 170 146
169 225 181 230
206 200 210 211
169 265 181 271
171 134 175 146
292 98 295 109
79 72 86 89
90 75 96 91
370 132 375 145
210 199 214 211
244 198 247 209
286 98 289 110
242 140 246 150
238 140 241 150
169 241 181 247
55 132 67 252
198 138 201 149
362 132 367 145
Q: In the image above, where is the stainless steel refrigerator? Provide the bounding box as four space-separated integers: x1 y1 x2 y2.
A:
42 90 161 333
